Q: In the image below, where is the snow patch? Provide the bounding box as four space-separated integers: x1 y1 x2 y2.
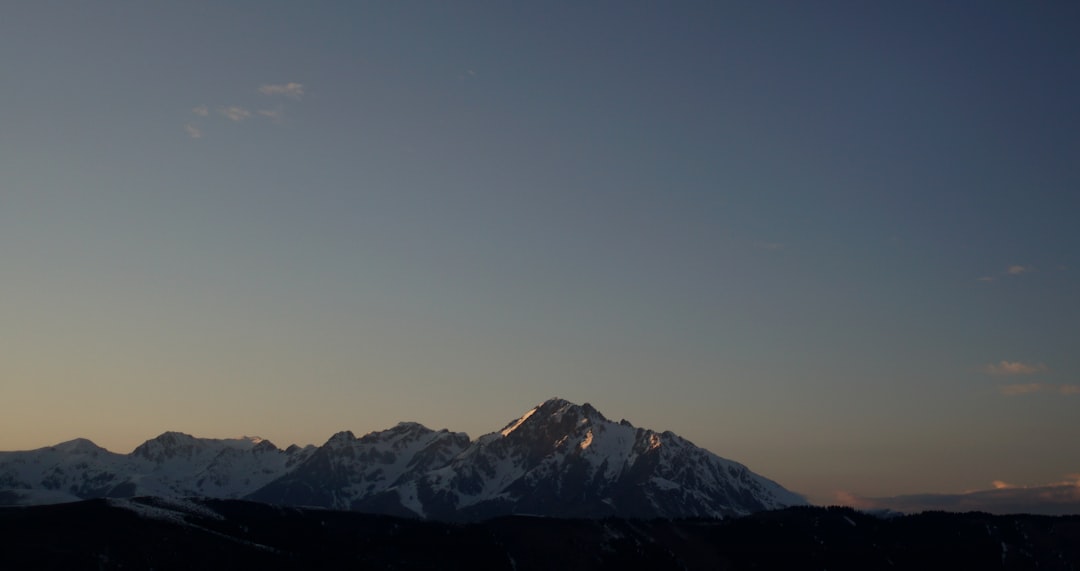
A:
109 498 188 525
396 481 425 517
501 407 538 437
651 477 681 491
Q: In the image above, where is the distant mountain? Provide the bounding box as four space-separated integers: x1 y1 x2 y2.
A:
0 433 314 505
1 398 804 519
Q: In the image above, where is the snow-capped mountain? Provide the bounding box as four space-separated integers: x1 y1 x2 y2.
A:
126 432 314 498
0 438 129 505
461 399 805 518
0 433 314 506
1 399 805 519
248 423 470 512
252 398 803 519
328 398 804 519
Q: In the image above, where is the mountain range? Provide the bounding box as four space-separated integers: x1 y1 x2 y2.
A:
0 398 804 519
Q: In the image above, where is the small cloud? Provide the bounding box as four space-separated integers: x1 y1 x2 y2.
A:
999 383 1046 396
184 124 202 139
833 491 864 507
976 276 995 282
1007 265 1034 275
991 480 1013 489
257 108 283 120
999 383 1079 396
192 105 209 117
219 106 251 122
258 82 305 99
983 361 1047 376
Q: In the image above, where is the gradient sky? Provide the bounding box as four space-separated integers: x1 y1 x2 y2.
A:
2 2 1079 507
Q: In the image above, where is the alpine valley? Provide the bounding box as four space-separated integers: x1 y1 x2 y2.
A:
0 398 804 520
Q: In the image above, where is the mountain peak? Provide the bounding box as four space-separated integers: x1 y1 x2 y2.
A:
138 431 199 447
498 398 608 438
132 432 204 461
252 438 279 453
391 421 431 433
52 438 106 454
534 397 607 422
325 430 356 447
151 431 198 443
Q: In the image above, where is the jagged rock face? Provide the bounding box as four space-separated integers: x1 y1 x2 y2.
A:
123 433 314 499
132 432 208 462
248 423 471 513
396 398 803 520
1 399 805 520
250 398 804 520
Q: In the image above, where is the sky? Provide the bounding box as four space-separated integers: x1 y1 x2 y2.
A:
2 2 1078 511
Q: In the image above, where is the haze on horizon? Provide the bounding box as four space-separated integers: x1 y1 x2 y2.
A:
2 2 1078 511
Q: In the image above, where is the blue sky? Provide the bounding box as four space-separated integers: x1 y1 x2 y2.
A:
2 2 1078 508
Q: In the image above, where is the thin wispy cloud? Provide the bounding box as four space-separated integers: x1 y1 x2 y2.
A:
1000 383 1080 396
219 106 252 122
983 361 1047 376
976 276 995 282
257 108 283 120
186 83 305 137
258 82 305 99
1000 383 1045 396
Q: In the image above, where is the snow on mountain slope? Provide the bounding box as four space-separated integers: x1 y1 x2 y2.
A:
128 432 314 498
401 398 805 520
1 399 805 520
0 438 131 501
0 433 314 504
247 423 470 513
